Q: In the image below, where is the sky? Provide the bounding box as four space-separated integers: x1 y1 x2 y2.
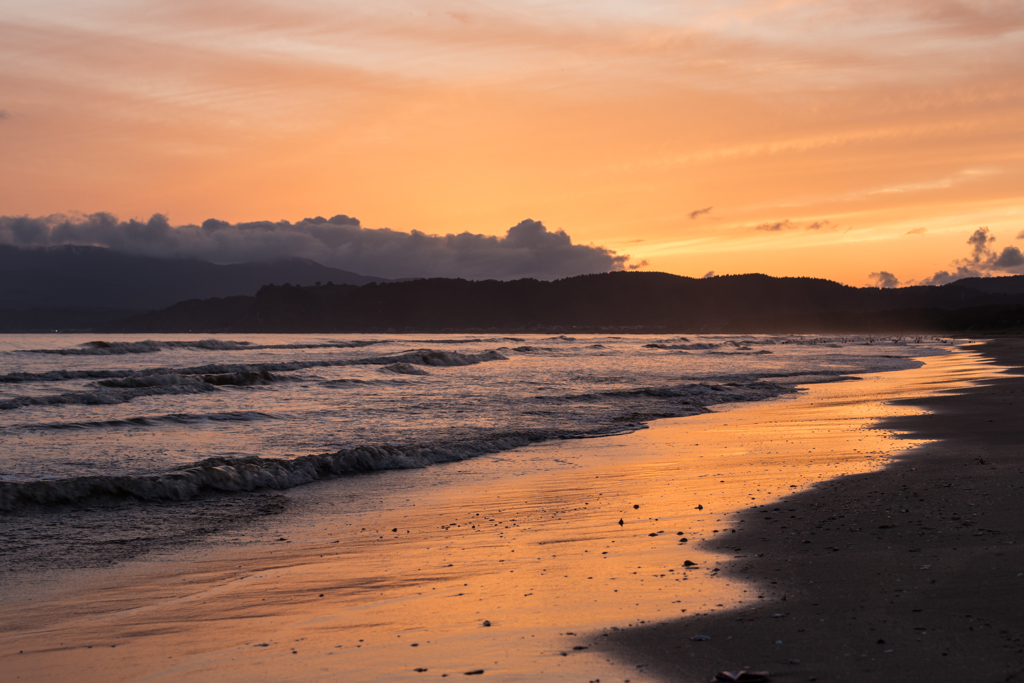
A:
1 0 1023 284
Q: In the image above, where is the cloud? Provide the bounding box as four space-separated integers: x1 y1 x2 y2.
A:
0 213 630 281
753 219 833 232
689 207 712 219
627 259 650 270
754 220 794 232
966 226 995 258
991 246 1024 270
918 227 1024 285
868 271 900 288
1017 230 1024 240
702 270 715 279
905 227 927 236
0 110 8 120
918 266 986 286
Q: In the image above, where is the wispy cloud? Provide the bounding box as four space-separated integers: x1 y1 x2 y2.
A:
688 206 712 219
755 220 795 232
866 168 999 196
754 219 835 232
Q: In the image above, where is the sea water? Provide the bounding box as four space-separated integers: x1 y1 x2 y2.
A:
0 333 956 514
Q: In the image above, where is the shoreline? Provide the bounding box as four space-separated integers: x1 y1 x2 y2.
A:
0 345 1005 681
600 338 1024 682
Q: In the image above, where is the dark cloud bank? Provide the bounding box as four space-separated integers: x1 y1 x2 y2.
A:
0 213 630 281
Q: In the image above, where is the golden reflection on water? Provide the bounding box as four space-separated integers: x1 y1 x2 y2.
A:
0 348 1000 682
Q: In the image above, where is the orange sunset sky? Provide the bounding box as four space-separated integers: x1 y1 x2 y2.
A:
2 0 1023 286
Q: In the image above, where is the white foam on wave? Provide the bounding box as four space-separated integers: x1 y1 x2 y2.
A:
0 382 220 411
22 339 387 355
0 348 507 385
366 349 506 367
558 380 794 407
21 410 279 432
0 378 801 511
0 350 507 412
0 434 548 511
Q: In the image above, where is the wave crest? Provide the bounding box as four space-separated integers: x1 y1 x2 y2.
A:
0 434 547 511
0 383 220 411
1 348 506 384
22 339 385 355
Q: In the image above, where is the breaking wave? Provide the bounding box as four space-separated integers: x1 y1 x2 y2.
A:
0 348 507 384
557 381 794 406
95 370 281 389
22 339 386 355
0 383 220 411
645 341 755 351
0 432 567 511
644 335 901 351
0 379 799 511
25 410 279 431
21 337 539 356
369 349 505 367
0 371 289 411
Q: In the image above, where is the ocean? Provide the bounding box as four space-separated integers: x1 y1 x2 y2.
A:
0 333 955 513
1 333 989 682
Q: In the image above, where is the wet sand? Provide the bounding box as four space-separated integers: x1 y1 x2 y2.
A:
601 338 1024 682
0 345 1006 682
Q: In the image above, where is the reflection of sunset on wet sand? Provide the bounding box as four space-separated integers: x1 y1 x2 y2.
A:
0 348 997 681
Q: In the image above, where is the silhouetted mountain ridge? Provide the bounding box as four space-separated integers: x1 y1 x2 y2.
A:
102 271 1024 334
945 275 1024 295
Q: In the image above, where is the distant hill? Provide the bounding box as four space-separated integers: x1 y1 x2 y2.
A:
947 275 1024 295
0 245 388 331
101 272 1024 334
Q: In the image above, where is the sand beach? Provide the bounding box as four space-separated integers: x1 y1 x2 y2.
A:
602 339 1024 682
0 342 1016 682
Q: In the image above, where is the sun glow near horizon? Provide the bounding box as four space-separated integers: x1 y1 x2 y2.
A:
1 0 1023 286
